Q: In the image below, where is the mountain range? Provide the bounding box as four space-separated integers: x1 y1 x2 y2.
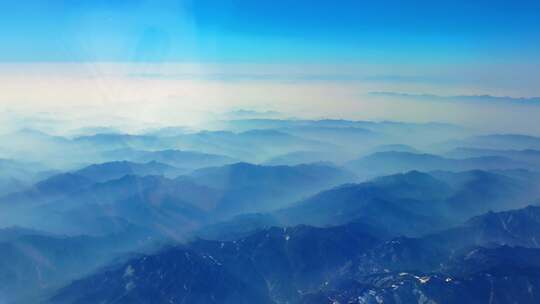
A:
51 204 540 304
1 120 540 304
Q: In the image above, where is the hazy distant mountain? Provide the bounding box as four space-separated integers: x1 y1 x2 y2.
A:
70 126 122 136
34 175 221 235
0 130 90 169
155 129 331 163
74 160 183 182
0 158 47 180
276 169 540 236
0 161 182 206
370 91 540 104
224 109 282 120
191 162 353 190
101 149 237 170
0 158 51 195
223 118 361 131
277 126 380 149
0 173 215 237
0 129 69 147
74 133 163 150
346 151 527 178
188 162 356 215
142 126 191 137
0 177 27 196
61 183 215 237
0 173 94 206
224 119 466 149
2 162 356 237
224 118 461 133
263 151 346 166
193 169 540 240
443 134 540 150
446 147 540 169
276 171 450 236
134 149 237 170
434 170 536 217
447 147 540 159
365 143 421 154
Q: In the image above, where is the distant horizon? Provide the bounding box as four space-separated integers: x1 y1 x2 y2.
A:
2 1 540 135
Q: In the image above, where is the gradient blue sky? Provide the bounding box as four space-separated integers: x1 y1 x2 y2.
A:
1 1 540 134
1 0 539 64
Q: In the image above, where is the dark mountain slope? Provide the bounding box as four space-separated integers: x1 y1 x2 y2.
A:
50 246 273 304
0 227 153 304
51 204 540 304
52 221 382 304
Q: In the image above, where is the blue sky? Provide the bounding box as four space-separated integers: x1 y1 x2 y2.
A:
1 1 540 134
1 0 539 64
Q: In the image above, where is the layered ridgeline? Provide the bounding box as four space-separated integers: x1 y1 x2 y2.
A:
345 151 530 179
1 120 540 304
6 168 533 303
0 161 355 236
0 119 469 169
200 169 540 239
